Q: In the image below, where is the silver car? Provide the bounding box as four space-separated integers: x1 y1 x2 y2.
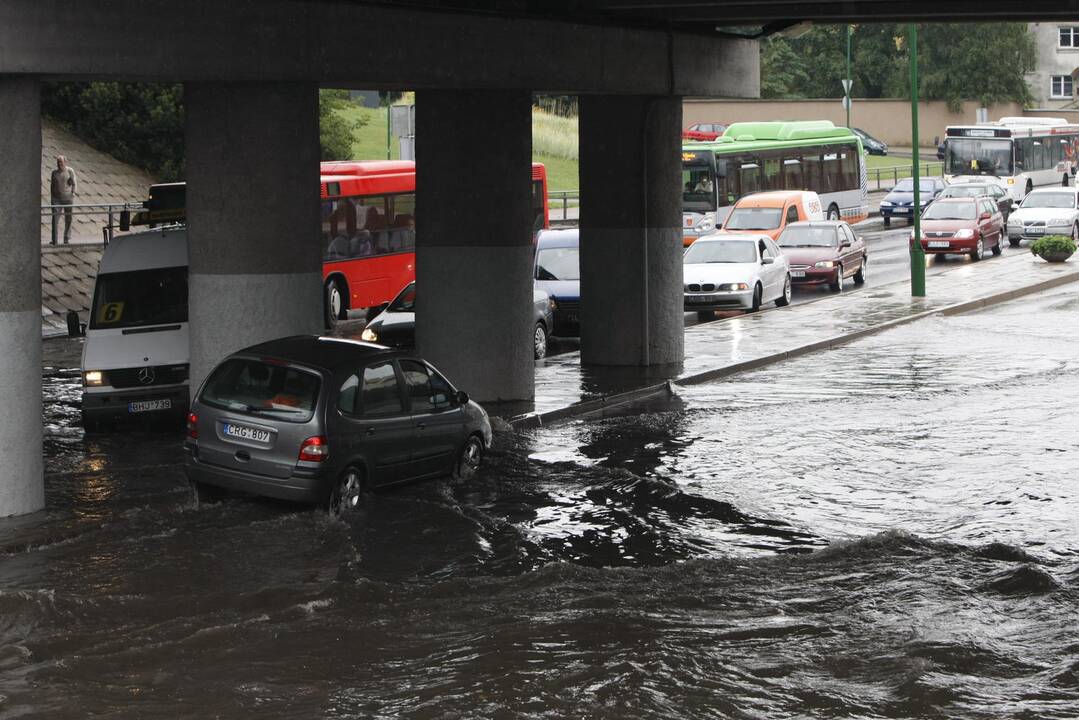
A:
1005 187 1079 247
183 335 493 516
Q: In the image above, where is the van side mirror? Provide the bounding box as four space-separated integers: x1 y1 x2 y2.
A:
456 390 470 405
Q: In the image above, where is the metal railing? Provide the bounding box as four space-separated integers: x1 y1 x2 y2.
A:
866 162 944 192
548 190 580 222
41 201 146 245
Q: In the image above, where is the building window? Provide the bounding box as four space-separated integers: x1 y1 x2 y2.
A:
1052 75 1074 98
1060 27 1079 48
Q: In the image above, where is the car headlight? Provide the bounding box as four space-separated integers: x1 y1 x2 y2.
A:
910 230 917 240
880 201 892 207
725 283 749 291
697 219 715 233
919 198 930 205
1050 217 1073 226
814 261 835 268
84 370 105 387
954 229 974 239
360 327 378 342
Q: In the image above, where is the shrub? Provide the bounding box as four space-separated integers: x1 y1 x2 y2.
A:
1029 235 1076 258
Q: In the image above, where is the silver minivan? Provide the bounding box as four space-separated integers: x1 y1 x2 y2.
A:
183 335 492 516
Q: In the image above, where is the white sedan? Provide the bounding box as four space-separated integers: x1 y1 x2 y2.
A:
1005 187 1079 247
683 233 792 314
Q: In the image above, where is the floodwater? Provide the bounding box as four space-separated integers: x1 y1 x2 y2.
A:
5 286 1079 718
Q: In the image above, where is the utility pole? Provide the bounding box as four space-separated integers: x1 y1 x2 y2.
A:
909 24 926 297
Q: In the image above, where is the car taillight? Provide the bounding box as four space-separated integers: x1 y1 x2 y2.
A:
299 436 329 463
186 412 198 440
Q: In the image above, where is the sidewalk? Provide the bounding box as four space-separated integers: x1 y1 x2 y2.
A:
511 251 1079 427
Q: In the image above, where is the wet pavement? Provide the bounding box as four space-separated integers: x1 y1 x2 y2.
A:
525 243 1079 422
4 283 1079 718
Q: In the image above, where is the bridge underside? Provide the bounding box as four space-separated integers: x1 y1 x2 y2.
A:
0 0 1067 516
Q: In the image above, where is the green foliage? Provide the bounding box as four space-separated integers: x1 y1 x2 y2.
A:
42 82 185 181
1029 235 1077 259
41 83 369 178
760 23 1036 109
319 89 367 161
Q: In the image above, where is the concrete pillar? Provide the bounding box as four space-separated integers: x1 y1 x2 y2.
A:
0 78 44 516
185 83 322 392
579 95 684 367
415 90 534 402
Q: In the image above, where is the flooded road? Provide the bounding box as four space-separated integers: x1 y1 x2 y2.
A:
5 286 1079 718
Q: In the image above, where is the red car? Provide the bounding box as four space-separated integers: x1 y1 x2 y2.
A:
777 220 867 292
914 197 1004 261
683 122 726 141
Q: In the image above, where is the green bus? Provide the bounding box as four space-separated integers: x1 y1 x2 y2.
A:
682 120 869 244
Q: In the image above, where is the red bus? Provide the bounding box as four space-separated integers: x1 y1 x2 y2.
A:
320 160 548 327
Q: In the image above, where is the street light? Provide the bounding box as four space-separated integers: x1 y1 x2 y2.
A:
909 23 927 297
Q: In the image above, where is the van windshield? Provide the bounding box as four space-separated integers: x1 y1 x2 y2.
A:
199 358 321 423
90 266 187 330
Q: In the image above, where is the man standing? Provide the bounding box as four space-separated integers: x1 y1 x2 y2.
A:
50 155 78 245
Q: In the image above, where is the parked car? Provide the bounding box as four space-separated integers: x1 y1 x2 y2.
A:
776 220 867 292
937 181 1017 225
184 335 492 517
719 190 827 243
879 177 947 226
360 281 554 360
913 197 1004 261
534 229 580 336
683 122 726 141
1005 187 1079 247
852 128 888 156
683 233 791 314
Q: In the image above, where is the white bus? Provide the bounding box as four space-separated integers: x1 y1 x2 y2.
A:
943 117 1079 201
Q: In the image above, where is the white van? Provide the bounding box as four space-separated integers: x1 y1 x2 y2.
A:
81 228 189 430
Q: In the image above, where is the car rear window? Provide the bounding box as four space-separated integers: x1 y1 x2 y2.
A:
199 358 321 423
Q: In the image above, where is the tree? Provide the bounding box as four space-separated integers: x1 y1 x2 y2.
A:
760 23 1036 110
42 83 368 180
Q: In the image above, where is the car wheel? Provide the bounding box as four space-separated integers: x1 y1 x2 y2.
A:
1009 235 1021 248
853 257 867 285
991 233 1003 256
324 279 346 330
830 265 845 292
533 322 548 360
776 275 792 307
1026 180 1033 197
827 205 841 221
883 216 891 227
696 310 715 321
452 434 484 482
327 467 365 519
1064 174 1070 187
1072 223 1078 243
971 237 984 262
748 283 762 313
189 479 225 509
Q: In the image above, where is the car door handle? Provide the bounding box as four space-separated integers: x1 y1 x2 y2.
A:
416 422 426 430
365 427 375 436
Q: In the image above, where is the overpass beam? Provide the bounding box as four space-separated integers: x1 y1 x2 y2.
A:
0 77 44 517
415 90 534 403
579 95 684 367
185 82 322 393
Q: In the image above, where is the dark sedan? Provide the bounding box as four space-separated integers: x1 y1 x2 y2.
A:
938 180 1017 225
361 281 554 360
880 177 946 226
852 128 888 156
777 220 867 292
184 336 492 517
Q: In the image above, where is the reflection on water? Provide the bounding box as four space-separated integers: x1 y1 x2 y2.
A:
2 287 1078 717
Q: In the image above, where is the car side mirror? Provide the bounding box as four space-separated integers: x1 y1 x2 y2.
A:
456 390 469 405
979 212 991 220
1011 202 1019 211
761 257 774 265
365 302 389 322
839 241 851 249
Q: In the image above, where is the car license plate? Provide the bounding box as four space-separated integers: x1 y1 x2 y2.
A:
928 241 950 248
223 423 271 443
791 270 806 278
128 398 171 413
1027 227 1044 236
686 295 715 304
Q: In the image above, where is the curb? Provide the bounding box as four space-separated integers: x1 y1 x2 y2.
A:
508 265 1079 429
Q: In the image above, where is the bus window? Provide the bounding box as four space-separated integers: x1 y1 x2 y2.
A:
388 193 416 253
715 159 735 207
801 146 822 190
322 195 389 261
739 159 761 195
682 162 716 209
762 151 782 191
839 146 859 190
782 157 803 190
821 152 840 193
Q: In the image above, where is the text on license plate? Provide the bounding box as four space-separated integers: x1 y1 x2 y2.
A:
129 398 171 413
1027 228 1045 235
791 270 806 278
928 241 950 248
223 423 272 443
